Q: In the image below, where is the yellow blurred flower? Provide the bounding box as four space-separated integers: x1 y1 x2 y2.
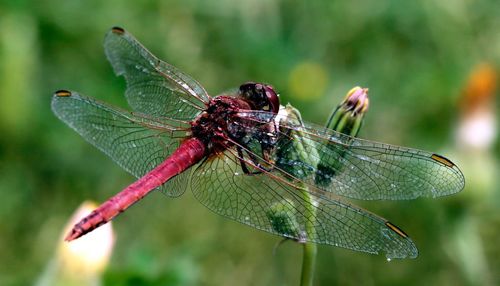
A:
288 61 328 101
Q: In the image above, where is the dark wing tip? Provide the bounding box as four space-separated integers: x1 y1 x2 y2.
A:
54 90 72 97
111 26 125 35
385 221 409 238
430 153 455 168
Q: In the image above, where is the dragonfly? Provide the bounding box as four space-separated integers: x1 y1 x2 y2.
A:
52 27 464 259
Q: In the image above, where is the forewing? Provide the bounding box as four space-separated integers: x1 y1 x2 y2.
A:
104 27 209 120
190 149 418 259
235 110 465 200
298 121 464 200
51 90 190 197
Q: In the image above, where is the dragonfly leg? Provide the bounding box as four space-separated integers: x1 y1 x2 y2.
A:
237 146 259 175
236 146 273 175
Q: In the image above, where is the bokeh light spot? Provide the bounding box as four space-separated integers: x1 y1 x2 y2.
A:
288 61 328 101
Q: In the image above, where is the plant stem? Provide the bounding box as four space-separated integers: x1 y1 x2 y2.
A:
301 241 317 286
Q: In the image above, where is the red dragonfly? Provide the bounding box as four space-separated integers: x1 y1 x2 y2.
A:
52 27 464 259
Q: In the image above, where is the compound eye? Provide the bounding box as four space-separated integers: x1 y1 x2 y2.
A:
239 81 263 102
239 82 257 94
239 82 280 114
264 85 280 114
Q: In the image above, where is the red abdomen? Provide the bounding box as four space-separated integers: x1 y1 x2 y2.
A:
65 137 206 241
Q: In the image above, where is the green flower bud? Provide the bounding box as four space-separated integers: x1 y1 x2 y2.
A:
275 104 319 180
315 86 370 188
325 86 369 137
266 198 301 239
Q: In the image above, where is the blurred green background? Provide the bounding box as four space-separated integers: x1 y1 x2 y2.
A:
0 0 499 285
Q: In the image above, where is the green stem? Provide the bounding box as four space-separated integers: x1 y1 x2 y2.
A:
301 241 317 286
300 184 317 286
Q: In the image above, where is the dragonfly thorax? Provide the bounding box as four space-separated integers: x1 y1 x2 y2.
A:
191 96 253 152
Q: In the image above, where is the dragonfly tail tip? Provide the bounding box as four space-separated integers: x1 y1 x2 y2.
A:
64 228 82 242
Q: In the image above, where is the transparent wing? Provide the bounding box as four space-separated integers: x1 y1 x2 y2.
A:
104 27 209 120
234 110 465 200
190 148 418 259
51 90 191 197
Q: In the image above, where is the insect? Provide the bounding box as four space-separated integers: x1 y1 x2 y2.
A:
52 27 464 259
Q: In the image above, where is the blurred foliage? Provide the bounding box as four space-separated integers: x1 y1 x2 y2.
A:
0 0 499 285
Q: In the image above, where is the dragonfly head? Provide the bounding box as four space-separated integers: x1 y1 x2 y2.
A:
239 82 280 114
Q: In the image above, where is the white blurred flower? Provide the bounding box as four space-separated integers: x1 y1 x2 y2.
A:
36 201 115 286
456 107 496 150
60 201 115 274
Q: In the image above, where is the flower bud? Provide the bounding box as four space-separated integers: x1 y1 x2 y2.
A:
275 104 320 180
266 198 301 239
315 86 370 188
325 86 369 137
